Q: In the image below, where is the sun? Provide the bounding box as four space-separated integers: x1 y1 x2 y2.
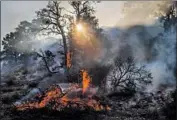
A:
76 23 83 32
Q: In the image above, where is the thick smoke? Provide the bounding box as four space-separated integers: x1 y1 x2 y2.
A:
101 1 176 91
102 25 176 92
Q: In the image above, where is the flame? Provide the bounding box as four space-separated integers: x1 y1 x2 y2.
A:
16 86 62 110
66 51 72 68
15 85 111 112
81 70 91 94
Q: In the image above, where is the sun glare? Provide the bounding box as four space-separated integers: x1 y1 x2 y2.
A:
76 23 83 32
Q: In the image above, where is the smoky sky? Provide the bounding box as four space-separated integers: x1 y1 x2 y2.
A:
1 1 124 39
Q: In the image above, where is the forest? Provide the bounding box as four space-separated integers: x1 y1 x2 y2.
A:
1 1 176 120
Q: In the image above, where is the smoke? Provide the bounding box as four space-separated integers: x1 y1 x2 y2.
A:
146 31 176 91
1 36 61 76
2 1 175 93
101 1 176 92
117 1 171 27
102 25 176 92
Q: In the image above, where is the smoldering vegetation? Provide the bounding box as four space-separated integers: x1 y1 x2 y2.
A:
0 1 176 120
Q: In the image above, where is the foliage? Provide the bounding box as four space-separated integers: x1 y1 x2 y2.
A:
35 1 69 74
160 2 177 32
68 1 105 72
1 21 40 65
69 1 98 29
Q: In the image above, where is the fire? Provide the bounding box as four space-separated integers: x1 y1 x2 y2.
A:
15 67 110 112
16 86 63 110
66 51 72 68
81 70 91 94
15 84 111 112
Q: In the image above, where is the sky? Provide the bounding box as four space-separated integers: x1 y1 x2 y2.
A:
1 1 124 39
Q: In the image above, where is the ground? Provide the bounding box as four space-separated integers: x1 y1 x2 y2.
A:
0 69 174 120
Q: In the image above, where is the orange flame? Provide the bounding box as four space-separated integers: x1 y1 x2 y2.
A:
81 70 91 94
15 85 111 111
16 86 62 110
67 51 72 68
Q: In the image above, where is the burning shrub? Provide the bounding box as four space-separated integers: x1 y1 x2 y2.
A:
107 57 152 93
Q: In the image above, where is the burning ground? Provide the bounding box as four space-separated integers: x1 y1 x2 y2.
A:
15 70 110 112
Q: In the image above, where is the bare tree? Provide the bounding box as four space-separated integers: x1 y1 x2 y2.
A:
107 57 152 92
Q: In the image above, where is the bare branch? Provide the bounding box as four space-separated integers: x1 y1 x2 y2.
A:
107 57 152 92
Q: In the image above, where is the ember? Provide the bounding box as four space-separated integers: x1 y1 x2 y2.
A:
66 51 72 68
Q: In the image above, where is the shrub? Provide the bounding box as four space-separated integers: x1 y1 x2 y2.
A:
107 57 152 92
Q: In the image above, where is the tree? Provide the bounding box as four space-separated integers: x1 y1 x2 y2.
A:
15 21 40 67
160 1 177 32
107 57 152 92
1 20 40 68
68 1 104 71
35 1 70 78
69 1 98 28
2 32 19 63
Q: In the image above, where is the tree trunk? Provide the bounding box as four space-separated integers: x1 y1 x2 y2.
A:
59 25 69 82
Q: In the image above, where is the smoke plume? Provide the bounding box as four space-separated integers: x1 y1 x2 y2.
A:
101 1 176 91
